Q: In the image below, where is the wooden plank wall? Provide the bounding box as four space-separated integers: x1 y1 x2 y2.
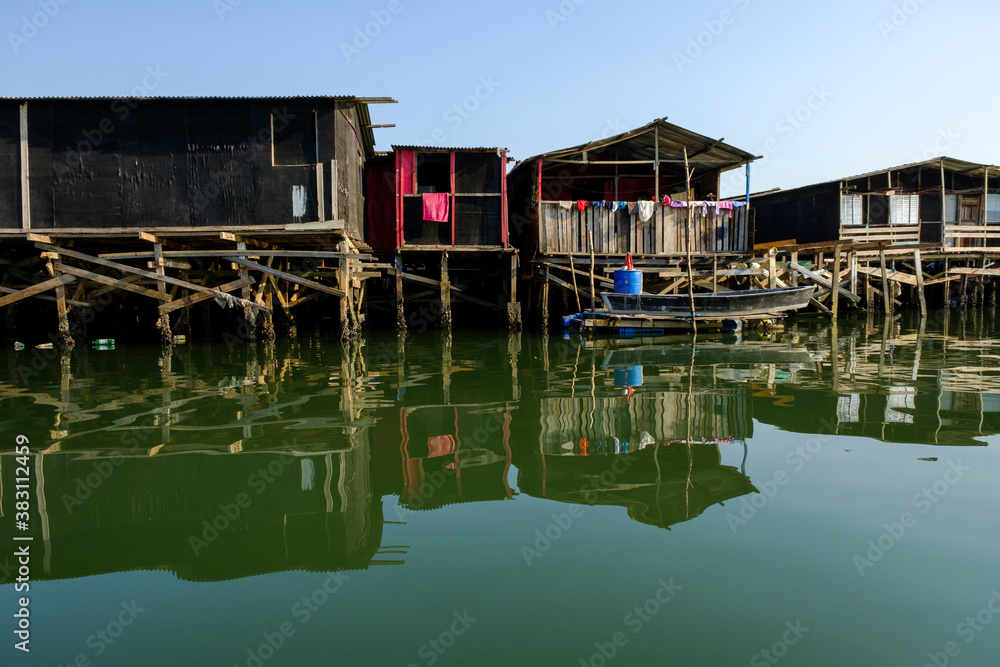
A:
538 202 748 255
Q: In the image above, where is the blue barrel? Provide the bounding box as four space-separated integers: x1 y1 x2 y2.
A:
614 366 644 387
614 269 643 294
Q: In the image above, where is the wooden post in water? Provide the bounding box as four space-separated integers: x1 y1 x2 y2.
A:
880 249 892 316
849 250 857 299
790 251 799 287
832 244 842 319
440 251 452 331
768 247 777 289
507 253 522 330
154 242 173 345
236 241 255 343
914 248 927 318
541 265 550 332
53 268 74 351
395 251 406 331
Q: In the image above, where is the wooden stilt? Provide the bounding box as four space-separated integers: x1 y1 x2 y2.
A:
914 248 927 318
849 250 857 298
880 250 892 316
508 253 522 331
768 248 777 290
440 251 452 331
54 274 74 351
541 266 550 332
831 244 841 319
153 242 174 345
943 258 950 309
790 251 799 287
568 255 582 312
395 251 406 331
712 256 718 293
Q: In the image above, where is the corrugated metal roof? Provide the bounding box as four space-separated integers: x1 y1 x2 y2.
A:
391 145 508 153
510 118 758 178
751 156 1000 199
0 95 397 102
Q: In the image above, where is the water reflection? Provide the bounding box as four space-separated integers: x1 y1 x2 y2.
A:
3 315 1000 584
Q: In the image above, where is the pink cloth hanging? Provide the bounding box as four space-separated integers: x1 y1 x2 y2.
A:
427 435 456 458
422 193 450 222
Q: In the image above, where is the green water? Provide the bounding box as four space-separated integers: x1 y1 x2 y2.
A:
3 314 1000 666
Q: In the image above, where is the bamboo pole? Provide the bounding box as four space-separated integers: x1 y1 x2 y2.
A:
569 255 582 312
588 225 596 311
683 147 697 334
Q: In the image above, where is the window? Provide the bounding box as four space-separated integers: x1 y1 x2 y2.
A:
988 194 1000 223
841 195 862 226
889 195 918 226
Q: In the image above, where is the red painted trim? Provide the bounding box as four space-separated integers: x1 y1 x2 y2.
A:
537 159 543 203
501 150 509 245
395 151 401 248
450 151 456 246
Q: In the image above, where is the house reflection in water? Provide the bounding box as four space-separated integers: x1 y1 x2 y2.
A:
516 339 758 529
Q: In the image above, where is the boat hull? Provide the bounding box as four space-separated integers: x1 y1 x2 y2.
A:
600 285 816 317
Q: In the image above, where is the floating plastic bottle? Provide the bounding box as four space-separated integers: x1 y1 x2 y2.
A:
13 342 25 351
92 339 116 350
172 335 187 344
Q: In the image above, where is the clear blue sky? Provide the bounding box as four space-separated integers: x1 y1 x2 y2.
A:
3 0 998 196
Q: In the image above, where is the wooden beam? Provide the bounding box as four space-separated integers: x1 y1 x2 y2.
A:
948 267 1000 277
753 239 797 250
0 285 90 308
224 256 345 298
98 250 368 260
855 264 919 286
158 278 254 314
55 263 173 302
35 242 268 312
788 262 861 303
0 274 75 308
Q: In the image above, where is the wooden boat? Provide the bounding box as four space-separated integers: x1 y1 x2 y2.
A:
600 285 817 318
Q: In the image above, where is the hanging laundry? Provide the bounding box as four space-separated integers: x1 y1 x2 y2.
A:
610 201 619 212
733 201 748 208
422 193 450 222
558 201 573 210
577 200 589 211
592 201 602 209
670 201 687 208
717 201 734 210
662 195 672 206
618 201 628 209
636 200 656 222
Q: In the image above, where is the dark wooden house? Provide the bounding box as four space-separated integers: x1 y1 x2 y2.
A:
0 95 395 344
752 157 1000 250
506 118 758 325
365 146 519 329
1 95 393 236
